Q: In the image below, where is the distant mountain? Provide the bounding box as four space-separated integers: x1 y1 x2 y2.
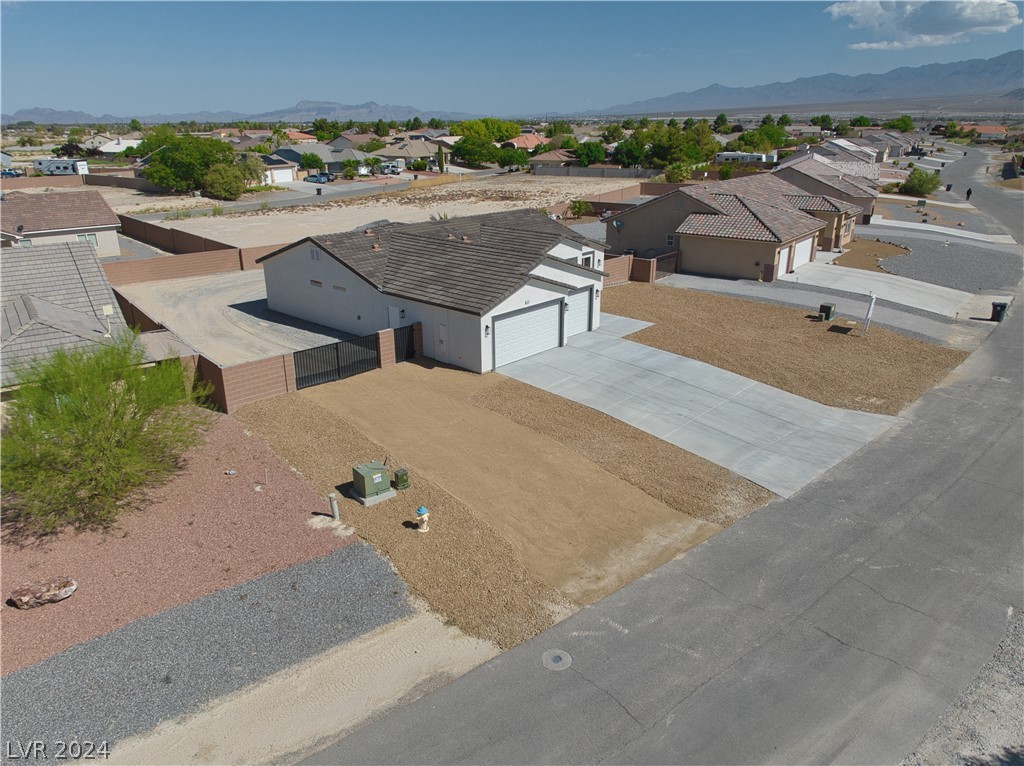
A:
1002 87 1024 101
1 100 477 126
594 50 1024 115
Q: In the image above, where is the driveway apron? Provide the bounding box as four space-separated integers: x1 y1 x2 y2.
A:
499 316 897 497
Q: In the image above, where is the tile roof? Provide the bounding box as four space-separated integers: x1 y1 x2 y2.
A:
529 149 576 164
261 210 600 316
0 190 120 237
1 242 128 386
774 156 879 198
501 134 549 150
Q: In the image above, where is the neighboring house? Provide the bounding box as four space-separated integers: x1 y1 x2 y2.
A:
960 124 1007 140
0 190 122 257
327 133 380 151
786 125 824 138
257 210 607 372
1 242 130 388
371 140 448 165
604 174 860 281
80 134 114 150
286 131 318 144
715 150 777 163
856 130 916 157
528 149 579 169
499 134 549 151
255 154 298 184
272 144 342 172
96 137 143 157
773 154 879 223
1 151 11 168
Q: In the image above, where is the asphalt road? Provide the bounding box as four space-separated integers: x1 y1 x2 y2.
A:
305 147 1024 765
938 142 1023 245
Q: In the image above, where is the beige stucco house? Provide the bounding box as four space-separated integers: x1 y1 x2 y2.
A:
0 190 122 257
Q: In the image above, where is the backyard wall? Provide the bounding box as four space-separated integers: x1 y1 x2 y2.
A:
534 167 662 178
603 255 632 286
0 175 84 190
104 249 243 286
629 257 658 283
118 215 234 254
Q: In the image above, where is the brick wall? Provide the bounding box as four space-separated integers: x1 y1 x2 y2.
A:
104 249 242 286
114 290 164 331
196 354 296 414
0 175 85 190
377 329 396 368
603 255 633 286
412 323 423 357
630 257 658 283
239 244 286 270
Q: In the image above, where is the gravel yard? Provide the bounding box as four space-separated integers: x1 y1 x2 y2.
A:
0 415 357 674
602 283 969 416
832 237 910 273
878 234 1023 293
876 200 1009 236
146 174 638 247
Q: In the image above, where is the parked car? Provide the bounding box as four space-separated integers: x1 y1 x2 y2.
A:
304 174 329 184
1 169 22 178
379 162 402 175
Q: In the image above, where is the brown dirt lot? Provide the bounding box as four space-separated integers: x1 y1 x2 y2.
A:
602 283 968 416
236 361 758 648
832 237 910 273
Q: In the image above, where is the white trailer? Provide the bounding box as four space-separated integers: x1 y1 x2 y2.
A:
33 159 89 175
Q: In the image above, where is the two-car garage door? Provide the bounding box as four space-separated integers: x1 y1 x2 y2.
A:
493 288 591 368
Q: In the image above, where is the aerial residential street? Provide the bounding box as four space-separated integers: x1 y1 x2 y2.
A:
305 147 1024 765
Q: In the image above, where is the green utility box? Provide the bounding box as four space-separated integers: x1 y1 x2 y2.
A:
353 461 390 499
393 468 410 491
819 303 836 321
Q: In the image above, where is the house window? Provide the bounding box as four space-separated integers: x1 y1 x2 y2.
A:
77 233 98 246
582 255 593 268
333 284 346 292
666 234 675 247
18 239 32 247
310 248 321 261
310 280 323 287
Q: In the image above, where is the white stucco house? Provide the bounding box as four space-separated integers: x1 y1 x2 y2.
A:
258 210 607 372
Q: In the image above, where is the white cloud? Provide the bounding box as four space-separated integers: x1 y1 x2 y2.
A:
827 0 1023 50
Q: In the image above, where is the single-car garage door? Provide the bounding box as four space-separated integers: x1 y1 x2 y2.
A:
270 168 293 184
494 301 562 367
791 237 814 271
565 288 591 337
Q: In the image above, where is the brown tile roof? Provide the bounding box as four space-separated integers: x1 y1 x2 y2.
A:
0 190 120 237
260 210 600 316
501 134 549 150
529 149 576 164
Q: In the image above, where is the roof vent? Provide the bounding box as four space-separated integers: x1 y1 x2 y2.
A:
371 243 381 251
447 233 455 240
461 235 470 242
364 228 373 236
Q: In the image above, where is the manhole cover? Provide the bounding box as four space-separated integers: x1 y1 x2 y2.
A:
542 649 572 671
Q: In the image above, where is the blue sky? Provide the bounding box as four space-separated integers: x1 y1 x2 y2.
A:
2 1 1022 118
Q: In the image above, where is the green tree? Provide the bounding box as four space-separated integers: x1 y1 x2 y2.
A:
451 136 498 167
496 147 529 168
567 199 592 218
717 162 734 180
358 138 387 153
835 120 853 137
142 134 236 192
427 117 446 130
2 333 211 533
574 142 607 167
883 114 914 133
713 113 729 133
128 118 143 132
664 162 694 182
544 119 573 138
298 152 325 170
601 124 625 144
760 114 775 127
451 118 520 142
237 154 267 186
851 115 872 127
899 167 943 196
203 163 246 200
612 135 648 167
810 114 833 131
436 145 446 173
777 114 792 127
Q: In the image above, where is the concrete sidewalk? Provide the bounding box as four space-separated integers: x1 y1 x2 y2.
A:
868 215 1017 245
780 262 1014 319
500 319 897 498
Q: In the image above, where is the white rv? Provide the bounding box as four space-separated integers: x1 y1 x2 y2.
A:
33 159 90 175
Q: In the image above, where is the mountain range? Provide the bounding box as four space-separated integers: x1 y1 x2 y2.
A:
2 51 1021 125
594 50 1023 115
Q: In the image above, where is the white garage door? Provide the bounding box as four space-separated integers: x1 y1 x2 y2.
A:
791 237 814 270
494 301 562 368
565 288 591 337
271 168 293 183
777 246 792 275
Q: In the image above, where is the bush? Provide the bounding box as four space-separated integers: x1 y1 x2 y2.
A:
899 168 943 196
717 163 734 180
203 163 246 200
408 159 428 171
2 333 212 533
881 182 901 193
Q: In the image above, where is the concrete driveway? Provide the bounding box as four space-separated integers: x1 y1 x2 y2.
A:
781 261 1013 318
499 316 896 497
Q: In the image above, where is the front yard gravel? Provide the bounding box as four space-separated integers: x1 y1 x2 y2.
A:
877 234 1023 293
0 544 412 758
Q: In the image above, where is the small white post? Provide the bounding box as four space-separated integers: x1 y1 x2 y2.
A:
328 492 339 522
863 292 877 336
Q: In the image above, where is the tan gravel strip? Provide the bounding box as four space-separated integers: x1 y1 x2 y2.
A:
602 283 968 417
471 377 774 528
1 415 355 674
832 237 910 273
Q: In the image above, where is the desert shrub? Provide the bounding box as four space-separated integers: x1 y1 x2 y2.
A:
881 182 901 193
899 168 943 196
203 163 246 201
2 333 212 533
408 159 428 171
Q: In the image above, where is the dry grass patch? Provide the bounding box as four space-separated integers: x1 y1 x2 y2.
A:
235 395 566 650
471 378 773 528
996 177 1023 190
602 283 968 416
833 237 910 273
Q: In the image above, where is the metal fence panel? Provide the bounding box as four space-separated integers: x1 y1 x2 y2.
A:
393 324 416 363
294 335 379 390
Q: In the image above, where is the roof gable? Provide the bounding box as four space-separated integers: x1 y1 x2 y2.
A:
0 190 120 236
